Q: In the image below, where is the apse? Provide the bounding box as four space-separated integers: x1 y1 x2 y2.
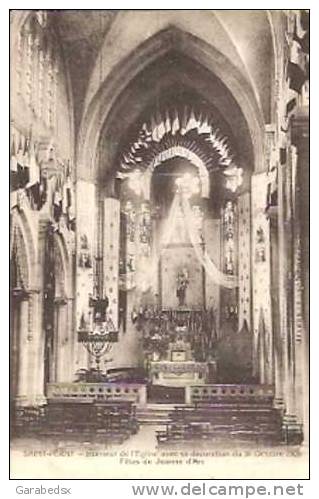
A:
90 52 255 380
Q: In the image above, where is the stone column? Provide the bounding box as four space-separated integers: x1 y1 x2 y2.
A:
54 299 68 382
28 288 46 407
280 144 304 443
65 297 75 382
15 296 32 406
268 207 284 408
290 109 309 443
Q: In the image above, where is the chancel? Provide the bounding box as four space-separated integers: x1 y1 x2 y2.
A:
10 9 309 454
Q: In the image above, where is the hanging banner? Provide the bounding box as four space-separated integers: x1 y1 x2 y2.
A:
238 192 251 329
104 198 120 329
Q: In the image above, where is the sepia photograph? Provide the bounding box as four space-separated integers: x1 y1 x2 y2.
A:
9 9 309 479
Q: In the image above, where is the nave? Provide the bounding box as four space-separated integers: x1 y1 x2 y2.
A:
10 10 309 461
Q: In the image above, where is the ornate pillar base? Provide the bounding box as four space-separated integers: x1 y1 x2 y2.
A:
282 414 303 445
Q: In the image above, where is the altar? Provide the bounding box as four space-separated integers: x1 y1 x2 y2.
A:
149 360 210 386
148 332 217 387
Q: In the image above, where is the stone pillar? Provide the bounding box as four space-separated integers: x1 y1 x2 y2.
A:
268 207 284 408
290 109 309 443
15 297 32 406
54 299 68 382
280 141 304 443
28 288 46 407
65 297 75 382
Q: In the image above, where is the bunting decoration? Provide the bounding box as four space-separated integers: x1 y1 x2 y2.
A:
285 10 309 118
118 106 242 194
10 126 75 226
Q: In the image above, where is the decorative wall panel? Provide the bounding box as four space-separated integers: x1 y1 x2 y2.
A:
76 180 95 337
204 218 220 325
251 172 272 383
104 198 120 329
238 192 251 330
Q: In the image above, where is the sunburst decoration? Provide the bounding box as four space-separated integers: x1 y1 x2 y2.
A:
117 107 243 193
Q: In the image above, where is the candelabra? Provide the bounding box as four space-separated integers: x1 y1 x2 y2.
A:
77 296 118 371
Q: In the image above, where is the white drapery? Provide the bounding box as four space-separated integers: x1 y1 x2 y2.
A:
180 194 238 289
136 191 238 291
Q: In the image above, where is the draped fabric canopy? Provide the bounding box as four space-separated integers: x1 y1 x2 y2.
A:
117 106 243 194
136 190 238 292
180 194 238 289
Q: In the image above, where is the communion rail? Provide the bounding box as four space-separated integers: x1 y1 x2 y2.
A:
185 384 275 405
46 382 147 405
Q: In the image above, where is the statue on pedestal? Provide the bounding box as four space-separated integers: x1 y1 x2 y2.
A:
176 267 189 307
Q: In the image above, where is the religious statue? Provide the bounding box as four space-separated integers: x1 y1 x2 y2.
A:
176 267 189 307
224 200 234 225
255 226 266 262
78 233 92 268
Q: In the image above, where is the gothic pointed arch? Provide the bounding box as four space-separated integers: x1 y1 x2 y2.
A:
10 207 37 292
77 25 266 181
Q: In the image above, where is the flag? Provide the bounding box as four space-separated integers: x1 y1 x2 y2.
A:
286 95 297 116
63 174 73 214
266 166 278 209
171 108 180 135
26 140 40 188
130 143 139 155
198 115 211 135
10 134 17 173
164 110 171 135
290 39 301 66
35 10 47 27
150 115 160 142
53 178 63 221
16 133 25 166
185 109 197 133
287 61 306 94
62 177 69 213
139 122 152 145
293 23 309 55
54 187 62 206
180 107 189 135
125 152 136 164
156 111 165 141
294 11 309 54
16 135 30 188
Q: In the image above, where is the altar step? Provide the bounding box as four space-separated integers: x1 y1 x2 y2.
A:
155 401 283 445
136 404 181 425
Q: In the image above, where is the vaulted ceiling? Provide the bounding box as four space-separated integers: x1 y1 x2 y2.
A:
49 10 275 135
52 10 118 132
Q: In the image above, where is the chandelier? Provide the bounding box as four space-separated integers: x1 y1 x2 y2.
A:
77 296 118 370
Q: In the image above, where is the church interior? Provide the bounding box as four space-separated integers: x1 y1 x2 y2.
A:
10 10 309 449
